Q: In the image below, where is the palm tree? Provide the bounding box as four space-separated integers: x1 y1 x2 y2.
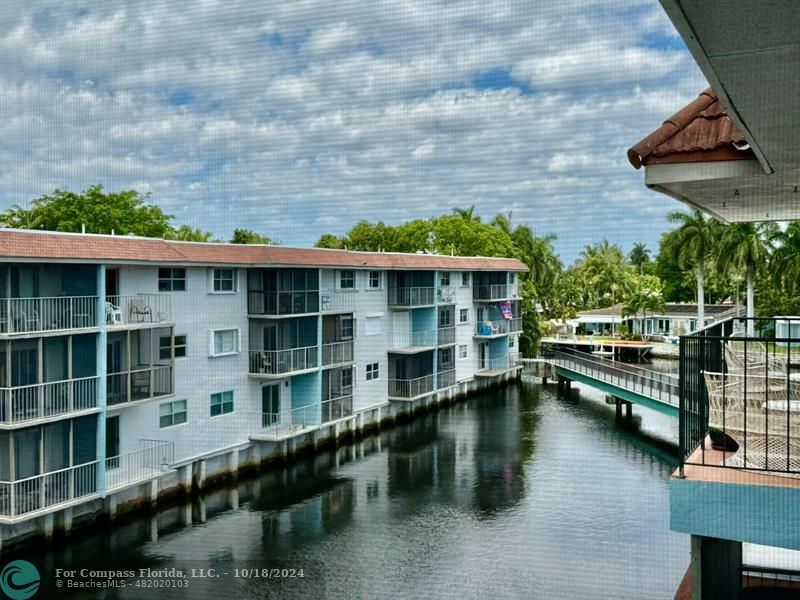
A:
452 205 481 223
666 210 715 330
716 222 777 336
771 221 800 296
628 242 651 274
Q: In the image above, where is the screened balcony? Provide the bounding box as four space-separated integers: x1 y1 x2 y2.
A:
247 268 319 316
387 271 435 308
106 328 175 408
249 317 319 377
388 352 435 400
322 314 354 368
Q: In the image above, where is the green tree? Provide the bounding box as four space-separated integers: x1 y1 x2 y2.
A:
665 209 716 329
716 222 777 335
1 185 173 237
315 233 346 249
622 273 665 338
628 242 651 274
771 221 800 296
452 205 481 223
230 228 273 244
165 225 215 242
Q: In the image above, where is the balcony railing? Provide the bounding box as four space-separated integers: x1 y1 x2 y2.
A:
105 295 172 326
320 289 356 312
388 329 437 350
107 366 174 407
438 368 456 388
0 376 99 426
680 317 800 476
322 340 354 367
388 374 434 399
437 286 455 304
387 287 434 308
247 290 319 316
248 346 319 376
477 352 521 372
0 296 98 334
475 318 523 337
472 284 508 301
437 326 456 345
248 396 353 440
0 441 174 519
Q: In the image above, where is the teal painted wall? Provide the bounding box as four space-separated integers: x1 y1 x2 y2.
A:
671 478 800 551
411 307 436 332
488 337 508 360
291 371 321 425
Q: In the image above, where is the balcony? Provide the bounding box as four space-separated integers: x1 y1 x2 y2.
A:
438 368 456 389
437 326 456 346
474 318 523 338
107 366 174 407
388 330 437 353
0 376 99 427
475 352 521 377
680 317 800 476
388 374 434 400
248 396 353 442
105 295 172 327
322 340 354 367
248 346 319 377
387 287 435 308
0 296 98 335
0 440 173 520
437 286 455 304
320 289 356 313
247 290 319 317
472 284 509 301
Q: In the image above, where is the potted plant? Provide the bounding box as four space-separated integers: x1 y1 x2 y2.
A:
709 427 739 452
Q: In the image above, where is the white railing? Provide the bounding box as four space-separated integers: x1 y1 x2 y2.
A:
387 287 435 307
107 366 174 407
438 369 456 388
105 294 172 325
510 283 520 298
249 346 319 376
477 352 521 372
320 289 356 312
388 374 435 399
438 326 456 345
472 284 509 301
247 396 353 440
0 462 98 518
437 286 455 303
0 296 98 334
388 329 437 350
106 440 174 491
322 340 354 366
0 376 99 425
475 318 523 337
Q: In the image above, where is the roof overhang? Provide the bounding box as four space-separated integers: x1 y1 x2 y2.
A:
652 1 800 221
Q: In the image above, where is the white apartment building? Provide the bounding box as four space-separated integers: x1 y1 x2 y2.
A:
0 229 525 542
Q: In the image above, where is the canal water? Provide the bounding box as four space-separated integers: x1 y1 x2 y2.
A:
15 379 689 599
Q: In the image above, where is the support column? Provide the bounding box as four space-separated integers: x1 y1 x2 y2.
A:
692 535 742 600
96 265 107 496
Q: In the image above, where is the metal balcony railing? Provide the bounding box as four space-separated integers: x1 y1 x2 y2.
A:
247 290 320 316
105 295 172 325
107 366 174 407
388 329 437 350
105 440 174 491
438 369 456 388
437 286 455 304
322 340 354 367
320 289 356 312
0 296 98 334
248 346 319 376
437 326 456 345
476 352 521 372
472 284 508 301
247 396 354 440
474 318 523 337
0 376 99 426
680 316 800 476
388 374 434 399
387 287 434 308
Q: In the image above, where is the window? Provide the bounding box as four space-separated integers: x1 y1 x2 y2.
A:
366 362 379 381
440 272 450 287
440 347 454 369
339 270 355 289
341 368 353 388
459 308 469 324
212 268 236 292
509 336 515 348
174 334 187 358
510 273 516 283
461 272 470 287
211 329 239 356
210 390 234 416
339 316 354 340
159 334 187 360
458 344 468 359
158 268 186 291
439 309 453 327
368 271 382 289
159 400 187 428
365 315 382 336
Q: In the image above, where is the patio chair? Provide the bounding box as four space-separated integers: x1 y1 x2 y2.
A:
129 297 153 322
724 341 788 376
105 301 122 325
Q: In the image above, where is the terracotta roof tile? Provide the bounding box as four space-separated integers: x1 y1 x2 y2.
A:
628 88 753 169
0 229 527 272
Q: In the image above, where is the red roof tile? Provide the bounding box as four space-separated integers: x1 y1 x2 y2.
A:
628 88 754 169
0 229 527 272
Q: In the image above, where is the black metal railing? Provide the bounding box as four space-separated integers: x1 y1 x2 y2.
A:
247 290 319 315
679 316 800 475
552 349 679 405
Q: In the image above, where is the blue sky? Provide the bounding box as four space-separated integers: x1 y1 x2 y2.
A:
0 0 707 264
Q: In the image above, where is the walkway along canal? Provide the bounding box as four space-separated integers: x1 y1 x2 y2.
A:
7 379 689 599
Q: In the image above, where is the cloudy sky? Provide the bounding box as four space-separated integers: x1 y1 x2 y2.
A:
0 0 707 263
